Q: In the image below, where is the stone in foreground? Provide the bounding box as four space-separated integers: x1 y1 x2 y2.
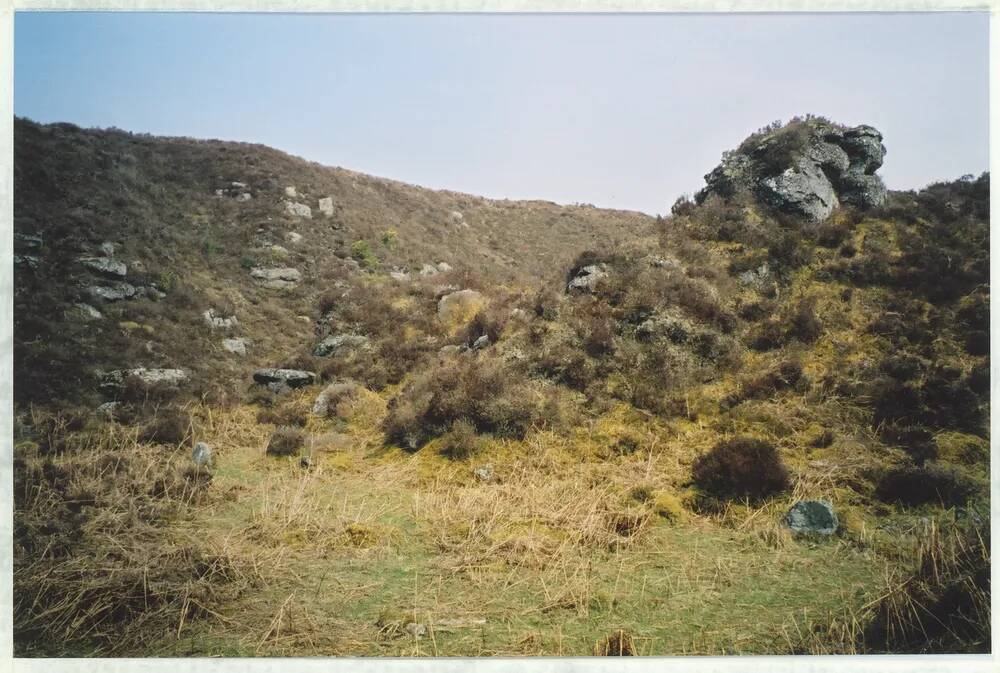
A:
783 500 839 535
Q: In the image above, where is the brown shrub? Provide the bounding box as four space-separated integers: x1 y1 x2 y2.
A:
265 426 305 457
139 406 192 446
691 436 790 501
437 419 482 460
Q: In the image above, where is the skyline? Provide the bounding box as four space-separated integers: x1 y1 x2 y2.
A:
14 11 990 214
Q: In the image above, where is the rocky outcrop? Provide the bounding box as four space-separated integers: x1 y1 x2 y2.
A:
79 256 127 278
312 333 370 358
566 264 609 294
100 367 188 391
250 267 301 289
696 119 887 222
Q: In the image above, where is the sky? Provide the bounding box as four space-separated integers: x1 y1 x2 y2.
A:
13 11 990 215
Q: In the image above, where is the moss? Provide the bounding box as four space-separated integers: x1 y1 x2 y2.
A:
651 491 685 523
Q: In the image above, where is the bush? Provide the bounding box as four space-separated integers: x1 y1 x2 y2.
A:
139 407 191 446
350 240 378 270
266 426 305 457
691 436 790 501
437 419 482 460
875 463 977 507
384 357 539 451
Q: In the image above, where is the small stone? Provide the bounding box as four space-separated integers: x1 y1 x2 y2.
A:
204 308 239 330
404 622 427 638
100 241 115 256
419 263 439 277
285 231 303 244
284 186 297 198
390 271 411 282
472 334 490 350
318 197 334 217
192 442 213 467
97 401 119 418
235 192 252 202
71 303 104 321
784 500 839 536
473 464 494 482
284 201 312 219
436 261 453 273
222 338 247 355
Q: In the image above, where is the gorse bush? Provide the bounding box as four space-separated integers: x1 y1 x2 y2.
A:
691 436 790 501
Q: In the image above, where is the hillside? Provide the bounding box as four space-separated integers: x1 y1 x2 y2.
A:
12 116 990 657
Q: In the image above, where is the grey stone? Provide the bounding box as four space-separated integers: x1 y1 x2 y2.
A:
203 308 239 330
783 500 839 535
192 442 213 467
80 256 127 278
436 261 453 273
250 267 301 289
285 231 303 244
222 338 247 355
253 368 316 389
472 334 490 350
567 264 609 294
235 192 252 202
284 186 297 198
473 464 494 482
419 263 440 277
88 282 138 302
71 303 104 321
318 197 334 217
97 401 119 418
696 119 888 222
101 367 188 391
404 622 427 638
284 201 312 218
737 262 772 288
99 241 116 256
313 333 370 358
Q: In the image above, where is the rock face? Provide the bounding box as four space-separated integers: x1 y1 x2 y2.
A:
566 264 609 294
312 333 370 358
783 500 839 535
696 119 887 222
284 201 312 219
253 368 316 389
250 267 301 289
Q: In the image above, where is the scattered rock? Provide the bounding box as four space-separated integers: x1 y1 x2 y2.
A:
473 464 494 482
297 315 312 323
738 262 771 288
404 622 427 638
284 201 312 219
70 303 104 321
448 210 464 224
79 256 127 278
99 241 115 256
97 401 119 418
472 334 490 350
100 367 188 391
14 254 40 270
203 308 239 330
284 186 297 198
650 255 682 270
285 231 303 244
252 368 316 389
235 192 252 202
192 442 213 467
419 263 439 277
439 344 465 355
318 197 334 217
88 282 138 302
390 270 411 282
783 500 839 535
222 338 247 355
216 182 251 199
566 264 609 294
436 261 453 273
250 267 301 289
437 289 487 324
312 333 370 358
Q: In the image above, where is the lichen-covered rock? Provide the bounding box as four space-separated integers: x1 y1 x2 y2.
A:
312 333 370 358
783 500 839 535
696 118 887 222
566 264 609 294
79 256 127 278
250 267 301 289
284 201 312 218
100 367 188 391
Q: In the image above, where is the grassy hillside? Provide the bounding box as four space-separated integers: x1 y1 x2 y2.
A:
12 118 990 657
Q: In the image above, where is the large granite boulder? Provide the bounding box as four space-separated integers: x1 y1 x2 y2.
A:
696 118 887 222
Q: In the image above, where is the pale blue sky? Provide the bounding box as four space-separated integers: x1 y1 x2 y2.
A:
14 12 989 215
